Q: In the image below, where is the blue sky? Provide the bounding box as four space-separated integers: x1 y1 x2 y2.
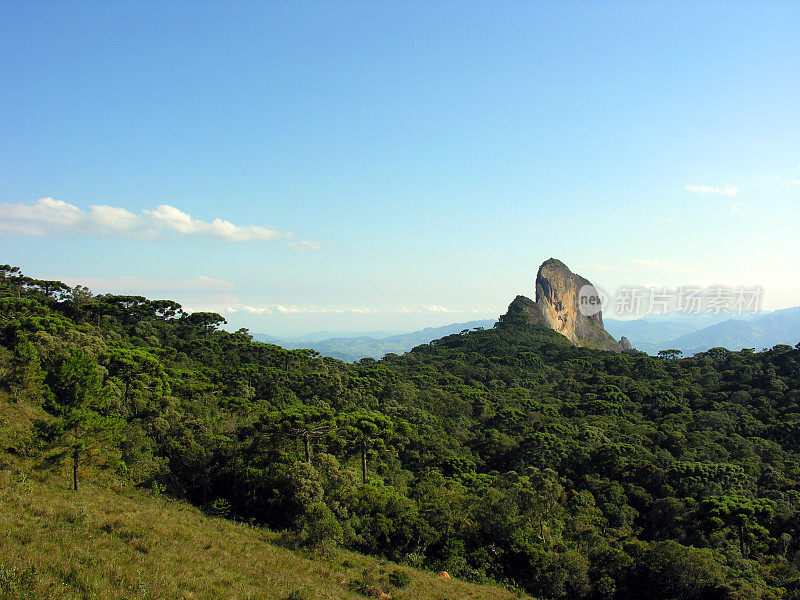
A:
1 0 798 335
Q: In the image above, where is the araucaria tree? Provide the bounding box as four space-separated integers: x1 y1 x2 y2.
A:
338 410 394 484
37 349 124 491
282 405 334 463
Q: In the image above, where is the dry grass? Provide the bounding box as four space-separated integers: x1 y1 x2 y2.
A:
0 463 529 600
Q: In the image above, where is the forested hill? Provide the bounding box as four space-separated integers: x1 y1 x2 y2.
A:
251 319 496 362
3 264 800 600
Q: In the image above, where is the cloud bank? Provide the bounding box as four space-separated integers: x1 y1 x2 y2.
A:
60 275 236 292
0 198 320 248
685 183 740 197
184 303 499 317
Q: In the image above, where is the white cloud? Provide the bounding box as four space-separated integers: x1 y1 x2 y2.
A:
237 305 273 314
0 198 319 246
288 240 324 252
276 305 301 314
629 258 691 273
207 303 497 316
685 183 739 197
90 205 140 231
60 274 236 292
766 172 800 190
273 305 345 314
143 205 197 234
0 197 82 236
421 304 455 313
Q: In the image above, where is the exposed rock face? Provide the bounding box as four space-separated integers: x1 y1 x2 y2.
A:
502 258 631 352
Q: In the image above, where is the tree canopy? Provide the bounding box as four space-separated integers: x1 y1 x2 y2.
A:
3 265 800 599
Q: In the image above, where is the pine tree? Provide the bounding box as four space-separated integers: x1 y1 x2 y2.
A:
37 349 124 491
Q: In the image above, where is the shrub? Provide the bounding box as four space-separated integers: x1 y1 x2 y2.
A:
301 502 343 551
388 569 411 588
205 497 232 518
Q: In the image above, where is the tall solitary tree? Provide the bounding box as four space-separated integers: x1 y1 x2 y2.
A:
338 410 394 484
37 349 124 491
281 405 334 463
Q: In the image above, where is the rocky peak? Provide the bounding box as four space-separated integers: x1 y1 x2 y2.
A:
502 258 631 352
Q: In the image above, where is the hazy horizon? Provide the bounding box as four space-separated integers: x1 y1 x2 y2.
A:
2 1 798 336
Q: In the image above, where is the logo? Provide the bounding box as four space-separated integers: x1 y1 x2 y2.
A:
578 284 608 317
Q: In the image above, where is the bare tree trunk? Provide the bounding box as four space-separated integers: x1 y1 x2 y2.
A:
738 524 746 558
73 447 79 491
361 439 367 484
304 434 311 463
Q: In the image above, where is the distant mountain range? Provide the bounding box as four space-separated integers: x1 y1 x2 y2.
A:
252 319 496 362
604 306 800 355
253 308 800 361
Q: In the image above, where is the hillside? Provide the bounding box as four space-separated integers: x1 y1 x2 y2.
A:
604 314 731 355
2 264 800 600
253 320 496 362
605 308 800 356
672 306 800 354
0 464 525 600
260 304 800 363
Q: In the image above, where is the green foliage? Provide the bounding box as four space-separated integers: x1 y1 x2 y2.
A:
300 501 343 551
35 348 124 490
629 541 726 600
3 264 800 599
388 569 411 588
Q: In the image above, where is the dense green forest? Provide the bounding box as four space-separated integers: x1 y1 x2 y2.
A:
2 264 800 600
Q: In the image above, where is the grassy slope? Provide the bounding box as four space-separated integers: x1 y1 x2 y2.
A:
0 406 528 600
